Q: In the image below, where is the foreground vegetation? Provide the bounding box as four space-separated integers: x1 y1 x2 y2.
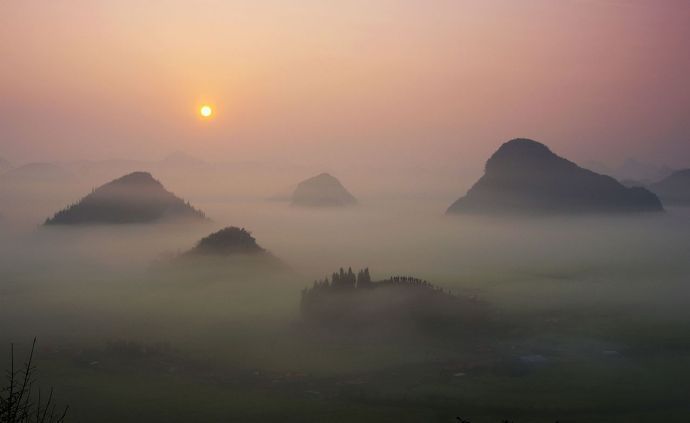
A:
1 339 68 423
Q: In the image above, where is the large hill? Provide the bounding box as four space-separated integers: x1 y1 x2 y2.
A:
45 171 206 224
649 169 690 206
291 173 357 207
447 138 663 215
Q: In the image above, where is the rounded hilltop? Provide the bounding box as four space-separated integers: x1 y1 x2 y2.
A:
291 173 357 207
447 138 663 215
185 226 266 256
173 226 284 273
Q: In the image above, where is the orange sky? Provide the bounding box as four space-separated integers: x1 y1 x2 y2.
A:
1 0 689 169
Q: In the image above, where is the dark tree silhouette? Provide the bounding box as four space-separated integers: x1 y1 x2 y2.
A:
1 339 68 423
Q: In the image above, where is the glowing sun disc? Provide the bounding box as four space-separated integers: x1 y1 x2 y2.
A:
200 105 213 118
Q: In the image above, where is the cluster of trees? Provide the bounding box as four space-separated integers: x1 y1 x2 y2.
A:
378 276 451 294
326 267 371 289
304 267 371 293
300 268 472 330
302 268 452 298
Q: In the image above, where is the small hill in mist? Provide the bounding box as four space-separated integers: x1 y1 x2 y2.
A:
184 227 266 256
172 226 283 274
45 171 206 224
291 173 357 207
447 138 663 215
649 169 690 206
301 268 487 335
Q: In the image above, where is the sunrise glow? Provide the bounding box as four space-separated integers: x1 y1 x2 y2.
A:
199 105 213 118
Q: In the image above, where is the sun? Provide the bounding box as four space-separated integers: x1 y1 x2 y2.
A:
199 105 213 118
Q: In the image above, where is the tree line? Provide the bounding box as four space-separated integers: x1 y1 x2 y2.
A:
302 267 453 297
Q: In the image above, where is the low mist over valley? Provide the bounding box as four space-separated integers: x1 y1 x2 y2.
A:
2 140 690 422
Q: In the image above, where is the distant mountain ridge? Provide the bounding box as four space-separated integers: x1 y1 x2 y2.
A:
0 162 75 184
45 171 206 224
0 157 12 174
649 169 690 206
582 158 673 186
447 138 663 215
160 151 207 167
616 158 673 184
291 173 357 207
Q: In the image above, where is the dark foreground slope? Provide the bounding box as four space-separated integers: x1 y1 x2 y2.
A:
45 171 206 224
291 173 357 207
447 138 663 215
649 169 690 206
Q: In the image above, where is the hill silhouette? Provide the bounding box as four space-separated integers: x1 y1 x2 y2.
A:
649 169 690 206
447 139 663 215
45 171 206 224
291 173 357 207
171 226 284 276
184 227 267 256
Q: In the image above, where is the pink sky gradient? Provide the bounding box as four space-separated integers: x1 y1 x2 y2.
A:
1 0 689 170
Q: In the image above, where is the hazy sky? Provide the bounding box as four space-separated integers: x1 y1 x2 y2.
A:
1 0 689 169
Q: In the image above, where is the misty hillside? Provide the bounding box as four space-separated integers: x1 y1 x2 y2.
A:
649 169 690 206
172 226 284 275
291 173 357 207
301 268 486 333
447 138 664 215
45 171 207 224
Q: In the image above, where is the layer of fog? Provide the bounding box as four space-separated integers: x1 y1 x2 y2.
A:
1 165 689 373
